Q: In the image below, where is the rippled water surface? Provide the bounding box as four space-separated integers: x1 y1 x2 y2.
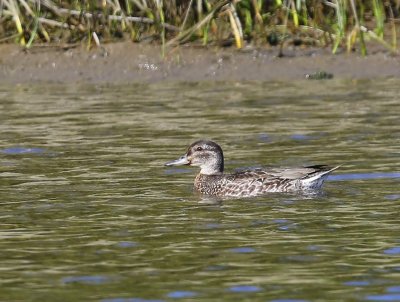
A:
0 80 399 301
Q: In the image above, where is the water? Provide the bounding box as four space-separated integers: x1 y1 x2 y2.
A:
0 80 399 301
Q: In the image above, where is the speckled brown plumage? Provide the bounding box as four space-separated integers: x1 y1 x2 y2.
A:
193 166 335 197
165 140 339 197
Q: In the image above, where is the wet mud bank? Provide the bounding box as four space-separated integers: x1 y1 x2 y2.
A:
1 42 400 84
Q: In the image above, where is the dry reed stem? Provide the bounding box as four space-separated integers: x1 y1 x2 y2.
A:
167 0 230 46
226 3 243 48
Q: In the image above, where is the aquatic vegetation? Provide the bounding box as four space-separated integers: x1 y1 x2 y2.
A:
0 0 398 54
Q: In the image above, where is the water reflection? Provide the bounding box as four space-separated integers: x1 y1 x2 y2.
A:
329 172 400 181
62 275 112 285
102 299 165 302
1 147 46 154
228 285 262 292
166 291 198 298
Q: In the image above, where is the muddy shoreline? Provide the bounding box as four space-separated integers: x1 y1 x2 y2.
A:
1 42 399 84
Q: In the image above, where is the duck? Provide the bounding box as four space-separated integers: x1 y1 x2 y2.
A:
165 140 340 197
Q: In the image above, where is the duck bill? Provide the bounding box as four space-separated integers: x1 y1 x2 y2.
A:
165 154 190 166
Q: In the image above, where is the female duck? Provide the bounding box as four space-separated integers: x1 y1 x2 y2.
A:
165 140 339 197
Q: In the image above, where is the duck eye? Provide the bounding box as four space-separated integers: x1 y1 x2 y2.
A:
196 146 203 151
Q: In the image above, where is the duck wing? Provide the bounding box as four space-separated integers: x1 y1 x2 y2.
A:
260 165 338 179
223 169 294 195
234 165 338 179
224 165 339 195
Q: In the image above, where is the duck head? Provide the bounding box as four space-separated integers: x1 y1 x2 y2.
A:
165 140 224 175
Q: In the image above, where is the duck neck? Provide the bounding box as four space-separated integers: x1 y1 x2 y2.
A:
200 160 224 175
